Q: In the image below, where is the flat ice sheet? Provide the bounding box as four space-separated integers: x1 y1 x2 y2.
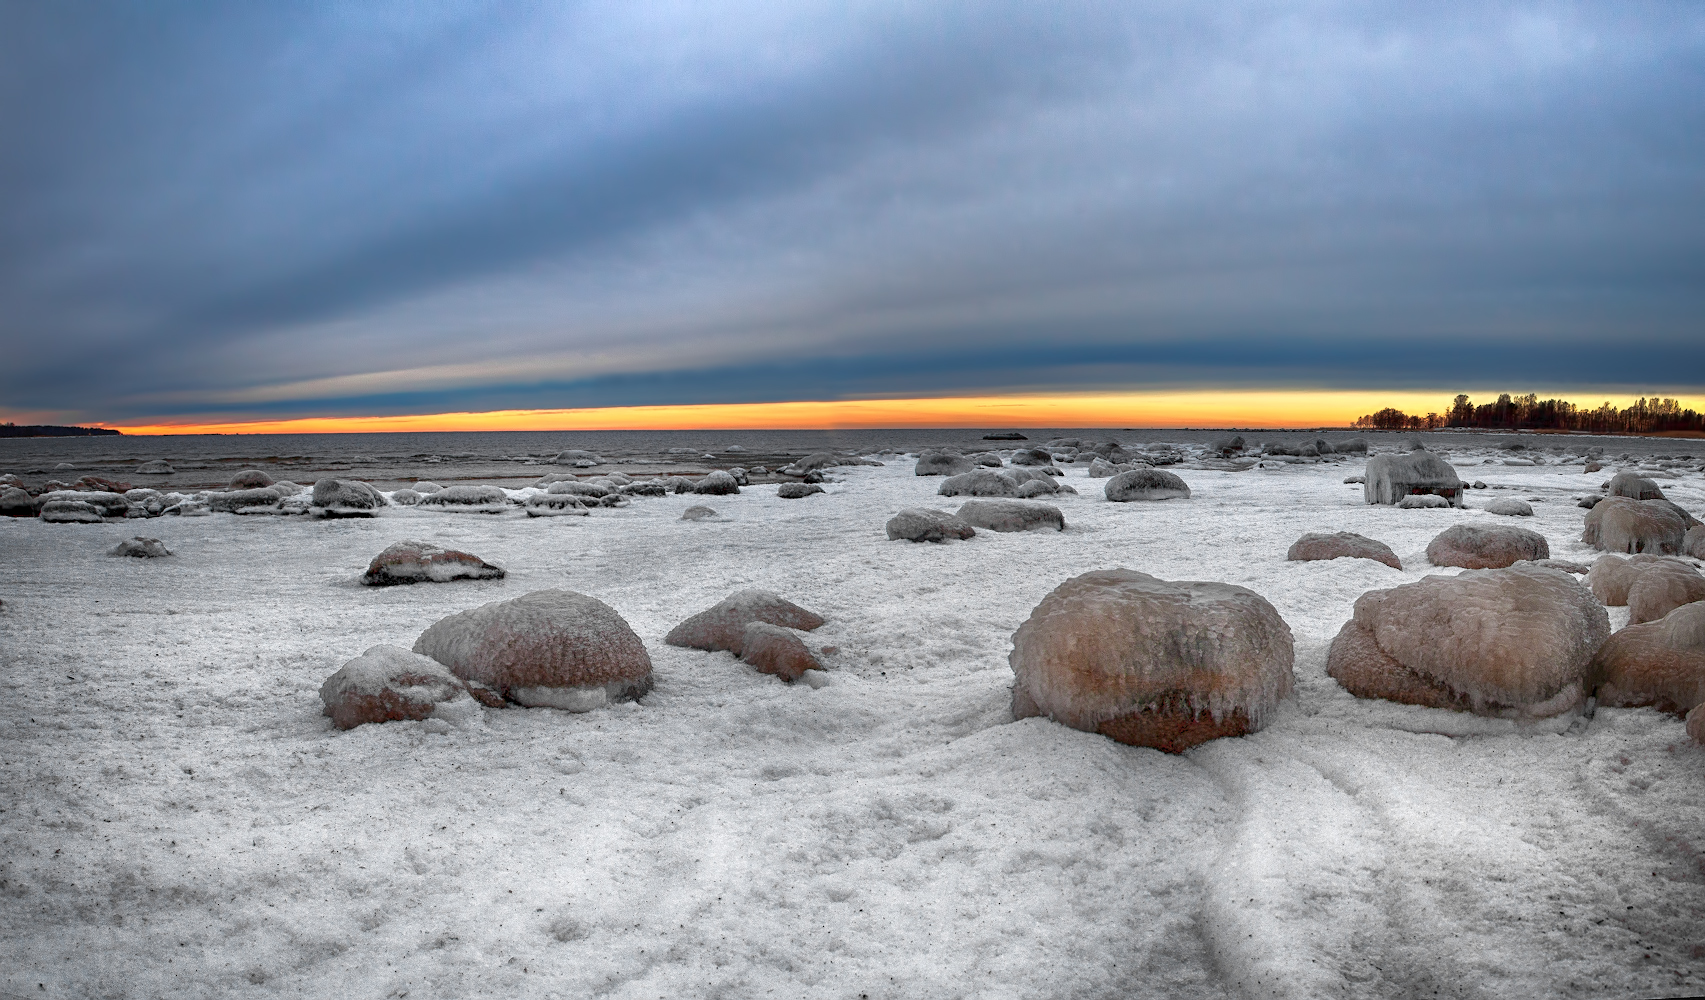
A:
2 456 1703 998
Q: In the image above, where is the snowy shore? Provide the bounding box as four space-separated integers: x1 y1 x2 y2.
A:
3 452 1703 999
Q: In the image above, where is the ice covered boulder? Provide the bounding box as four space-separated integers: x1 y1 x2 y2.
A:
1607 472 1666 500
1525 558 1590 575
1362 451 1463 506
525 494 591 517
1582 497 1687 554
1334 438 1369 454
694 471 740 495
40 500 104 523
38 489 129 516
0 487 35 517
1209 435 1246 456
361 540 506 586
778 483 825 499
954 499 1064 533
1009 569 1295 753
915 450 974 477
968 452 1004 468
419 485 512 512
413 481 444 494
1009 448 1054 467
135 460 174 475
1588 603 1705 716
1627 561 1705 625
886 507 976 542
739 622 822 681
1104 468 1190 502
938 469 1021 498
320 645 486 730
1425 524 1549 569
389 489 422 506
621 481 666 497
1688 525 1705 559
554 450 603 466
681 505 718 521
1397 494 1450 509
228 469 274 489
208 487 285 513
1589 554 1676 605
312 478 386 511
1087 457 1128 478
1325 564 1609 718
108 537 171 558
1483 498 1534 517
665 589 825 655
414 590 652 710
1286 532 1402 570
547 480 608 497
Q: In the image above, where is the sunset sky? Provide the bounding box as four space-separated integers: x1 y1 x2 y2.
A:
3 3 1703 432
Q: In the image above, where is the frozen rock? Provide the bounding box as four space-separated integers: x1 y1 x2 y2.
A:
361 540 506 586
37 489 130 516
134 460 174 475
312 478 386 510
665 589 825 655
108 536 171 558
739 622 822 681
1522 558 1590 574
1654 499 1702 529
1342 475 1366 484
954 499 1064 533
725 467 750 486
1208 435 1246 455
1 487 35 516
1589 554 1680 605
1016 480 1058 499
1363 452 1463 506
208 487 286 513
228 469 274 489
1326 564 1609 718
1397 494 1450 509
694 471 740 495
1009 569 1294 753
525 494 592 517
40 500 103 523
389 489 422 506
938 469 1021 498
1009 448 1055 467
1286 532 1401 570
1334 438 1369 454
1483 498 1533 517
320 645 482 730
1588 603 1705 716
681 505 718 521
554 450 603 466
1087 457 1131 478
914 450 974 477
547 480 608 498
414 590 652 709
1582 497 1687 554
1688 525 1705 559
621 481 666 497
1607 472 1666 500
886 507 976 542
1425 524 1549 569
777 483 825 499
419 485 512 511
968 452 1004 468
413 481 444 494
1104 469 1190 502
1627 561 1705 625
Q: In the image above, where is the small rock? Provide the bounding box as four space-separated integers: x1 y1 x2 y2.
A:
1482 498 1533 517
694 471 740 495
320 645 479 730
938 469 1021 498
914 450 974 477
1 487 35 517
1396 494 1450 509
40 500 104 523
312 478 386 510
739 622 822 681
1287 532 1401 570
135 460 174 475
886 507 976 542
954 499 1064 533
228 469 275 489
682 505 719 521
1104 468 1190 502
361 540 506 586
777 483 825 499
1426 524 1549 569
108 537 171 558
665 590 825 655
418 485 512 511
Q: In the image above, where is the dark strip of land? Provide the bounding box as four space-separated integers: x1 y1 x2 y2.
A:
0 424 122 438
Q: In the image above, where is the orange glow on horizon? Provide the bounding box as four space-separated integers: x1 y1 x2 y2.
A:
90 389 1705 436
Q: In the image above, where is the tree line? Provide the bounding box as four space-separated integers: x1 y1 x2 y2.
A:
1352 394 1705 435
0 423 122 438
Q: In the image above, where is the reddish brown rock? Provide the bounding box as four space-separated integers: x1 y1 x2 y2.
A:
739 622 822 681
319 645 474 729
1589 603 1705 716
1425 524 1549 569
1627 561 1705 625
360 540 506 586
1582 497 1687 555
1286 531 1402 570
1585 553 1668 605
665 589 824 655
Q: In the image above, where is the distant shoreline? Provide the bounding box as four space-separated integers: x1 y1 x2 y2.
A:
0 424 122 438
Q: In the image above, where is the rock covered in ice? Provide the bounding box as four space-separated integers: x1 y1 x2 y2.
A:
208 487 286 513
968 452 1004 468
228 469 274 489
389 489 422 506
1523 558 1589 574
1209 435 1246 455
412 481 444 494
694 471 740 495
1588 603 1705 716
937 469 1021 498
1363 451 1463 506
1483 498 1534 517
418 484 512 510
914 450 974 477
37 489 130 516
1286 532 1401 569
108 536 171 558
547 480 608 497
414 590 652 710
1626 561 1705 625
1425 524 1549 569
954 499 1064 533
739 622 822 681
1009 448 1055 467
135 460 174 475
361 540 506 586
312 478 386 510
1326 564 1609 718
554 450 603 466
40 500 104 523
1688 525 1705 559
1 487 35 516
320 645 481 730
664 589 825 655
778 483 825 499
1104 468 1190 502
1582 497 1687 554
886 507 976 542
1008 569 1294 752
525 494 591 517
1396 494 1450 509
1607 472 1666 500
1589 554 1674 606
681 505 718 521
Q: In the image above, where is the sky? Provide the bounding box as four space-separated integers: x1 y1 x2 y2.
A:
2 1 1703 431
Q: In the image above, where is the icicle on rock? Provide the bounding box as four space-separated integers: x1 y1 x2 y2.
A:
1326 564 1609 718
664 589 825 656
1286 531 1401 569
1008 569 1295 753
360 540 506 586
1362 451 1463 506
320 645 486 730
1425 524 1549 569
413 590 652 711
1606 472 1666 501
1589 603 1705 717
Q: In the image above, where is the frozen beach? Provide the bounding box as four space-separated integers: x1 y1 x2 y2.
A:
3 435 1705 999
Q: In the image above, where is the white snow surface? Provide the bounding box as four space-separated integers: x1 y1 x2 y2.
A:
3 457 1705 998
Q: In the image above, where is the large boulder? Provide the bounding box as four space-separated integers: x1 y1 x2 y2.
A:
1286 532 1402 570
40 500 104 523
1325 564 1609 718
312 478 386 510
525 494 591 517
1208 435 1246 456
665 589 825 655
0 487 35 516
320 645 485 730
361 540 506 586
413 590 653 710
547 480 608 498
777 483 825 499
954 499 1064 533
886 507 976 542
938 469 1021 498
1588 603 1705 716
109 537 171 558
1362 452 1463 506
1688 525 1705 560
1425 524 1549 569
208 487 286 513
915 450 974 477
739 622 822 681
694 471 740 495
1585 553 1670 605
1582 497 1687 554
1104 469 1190 502
1607 472 1666 500
418 485 512 511
1009 448 1055 467
228 469 275 489
37 489 130 516
1482 498 1534 517
1009 569 1294 753
1627 561 1705 625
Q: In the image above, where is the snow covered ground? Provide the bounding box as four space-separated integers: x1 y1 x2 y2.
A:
3 453 1704 999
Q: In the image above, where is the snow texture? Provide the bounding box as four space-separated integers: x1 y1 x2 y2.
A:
1583 497 1688 554
664 589 825 656
954 499 1065 533
1362 452 1463 506
1590 603 1705 715
1286 531 1402 570
360 540 507 587
1424 523 1550 569
885 506 976 542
